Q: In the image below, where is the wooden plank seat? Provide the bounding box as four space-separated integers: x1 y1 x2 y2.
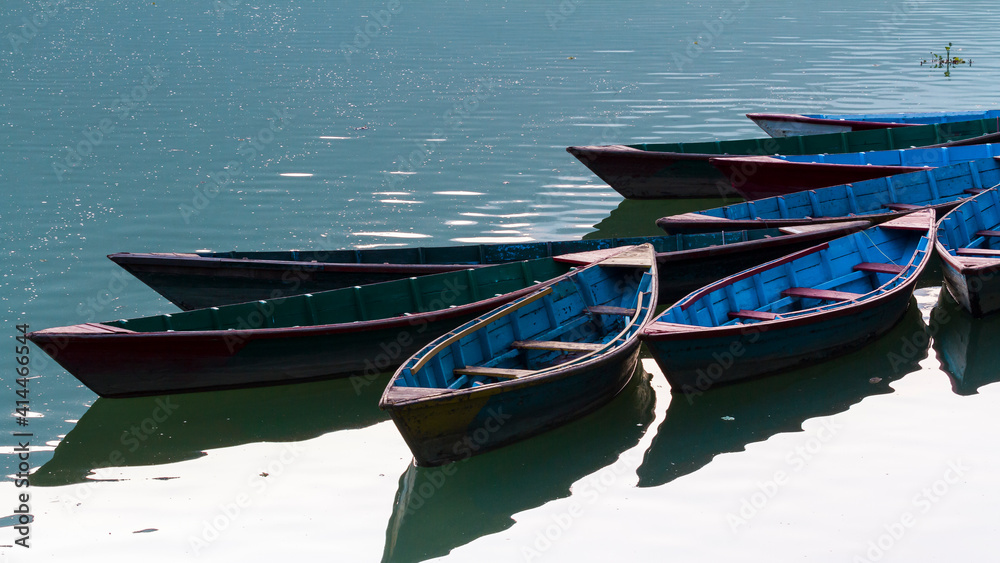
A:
853 262 905 274
956 248 1000 257
511 340 604 352
882 203 923 211
586 306 636 316
782 287 862 301
453 366 535 379
974 230 1000 238
728 309 778 321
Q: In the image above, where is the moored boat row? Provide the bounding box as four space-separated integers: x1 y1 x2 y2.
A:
29 109 1000 467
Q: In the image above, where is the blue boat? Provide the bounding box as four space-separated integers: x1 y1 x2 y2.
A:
934 187 1000 317
379 245 658 466
711 143 1000 200
657 158 1000 234
640 212 933 393
748 110 1000 138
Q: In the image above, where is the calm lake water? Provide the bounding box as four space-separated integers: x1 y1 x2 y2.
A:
3 0 1000 560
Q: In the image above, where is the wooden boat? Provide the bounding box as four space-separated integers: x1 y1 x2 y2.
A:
379 245 658 466
640 211 934 391
711 142 1000 200
565 118 1000 199
26 257 580 398
656 158 1000 234
748 110 1000 138
109 223 869 309
934 187 1000 316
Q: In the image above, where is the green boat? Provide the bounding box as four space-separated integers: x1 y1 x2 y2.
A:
567 118 1000 199
28 257 577 397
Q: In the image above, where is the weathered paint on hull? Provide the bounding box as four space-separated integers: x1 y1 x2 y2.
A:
747 115 913 138
386 343 641 466
28 293 540 398
643 288 915 393
940 259 1000 317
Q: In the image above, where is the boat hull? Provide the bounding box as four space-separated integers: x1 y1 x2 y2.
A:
656 201 960 235
747 114 915 137
28 305 503 398
111 223 869 309
567 120 1000 199
384 342 641 466
934 188 1000 316
565 146 738 198
940 258 1000 317
747 110 1000 138
709 157 928 200
109 254 480 310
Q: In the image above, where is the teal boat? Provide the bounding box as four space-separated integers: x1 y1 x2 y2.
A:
566 118 1000 199
27 257 579 397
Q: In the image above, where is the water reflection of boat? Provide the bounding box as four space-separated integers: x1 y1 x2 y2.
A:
380 365 656 563
32 374 390 487
586 197 741 240
932 290 1000 395
637 302 926 488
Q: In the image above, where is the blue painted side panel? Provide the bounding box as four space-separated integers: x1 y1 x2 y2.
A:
781 142 1000 166
803 109 1000 125
700 157 1000 221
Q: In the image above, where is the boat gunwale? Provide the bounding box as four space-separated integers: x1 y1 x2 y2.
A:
934 188 1000 275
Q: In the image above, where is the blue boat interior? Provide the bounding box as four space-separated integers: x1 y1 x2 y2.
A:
802 109 1000 125
657 224 927 328
102 258 572 332
938 188 1000 256
781 143 1000 167
697 158 1000 221
193 230 789 265
395 261 655 391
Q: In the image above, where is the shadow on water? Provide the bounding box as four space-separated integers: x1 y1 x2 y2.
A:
380 364 656 563
32 373 391 486
932 289 1000 395
585 197 741 239
636 300 928 488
